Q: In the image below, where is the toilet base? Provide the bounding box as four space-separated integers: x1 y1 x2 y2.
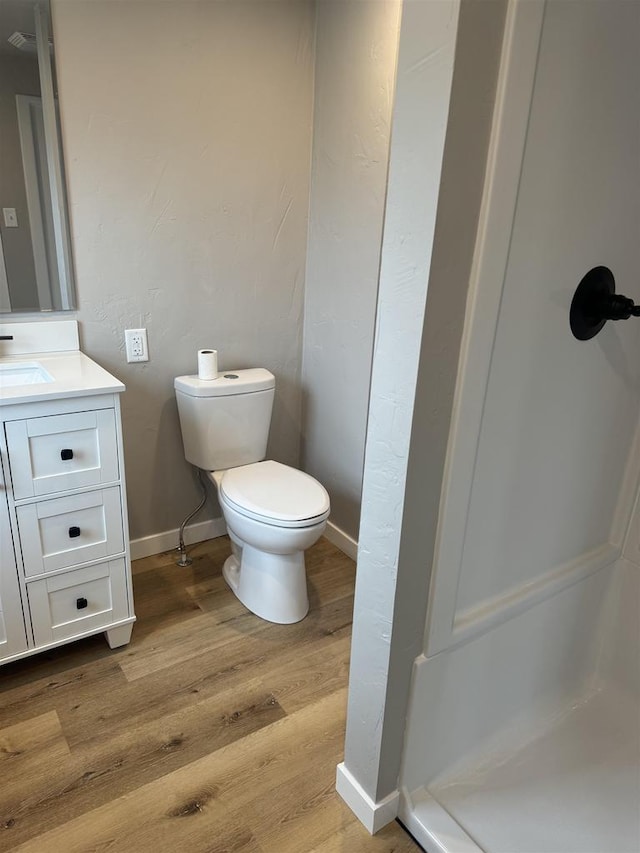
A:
222 541 309 624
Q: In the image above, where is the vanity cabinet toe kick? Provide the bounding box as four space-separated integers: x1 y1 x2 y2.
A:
0 393 135 665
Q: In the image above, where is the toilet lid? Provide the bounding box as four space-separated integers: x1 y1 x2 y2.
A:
220 460 330 524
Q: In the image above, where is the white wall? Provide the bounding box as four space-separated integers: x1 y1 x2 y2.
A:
598 485 640 698
301 0 401 543
597 559 640 699
51 0 315 541
338 0 506 821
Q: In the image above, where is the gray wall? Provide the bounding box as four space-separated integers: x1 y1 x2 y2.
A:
301 0 401 542
52 0 315 540
0 54 40 310
342 0 507 805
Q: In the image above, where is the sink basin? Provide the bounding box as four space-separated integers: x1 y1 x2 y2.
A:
0 362 54 388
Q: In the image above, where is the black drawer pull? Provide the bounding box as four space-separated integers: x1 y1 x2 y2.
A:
68 526 81 538
76 597 88 610
60 449 74 461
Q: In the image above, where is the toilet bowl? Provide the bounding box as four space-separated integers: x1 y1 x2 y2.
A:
210 461 330 623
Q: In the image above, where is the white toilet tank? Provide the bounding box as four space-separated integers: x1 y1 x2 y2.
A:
174 368 275 471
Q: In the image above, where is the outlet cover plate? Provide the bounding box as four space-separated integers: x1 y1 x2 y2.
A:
125 328 149 362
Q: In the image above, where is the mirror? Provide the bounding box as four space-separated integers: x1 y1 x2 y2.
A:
0 0 75 312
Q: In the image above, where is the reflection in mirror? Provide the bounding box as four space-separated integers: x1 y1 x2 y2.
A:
0 0 75 312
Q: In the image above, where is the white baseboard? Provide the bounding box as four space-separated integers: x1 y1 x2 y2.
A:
130 517 227 561
325 521 358 561
336 762 399 834
398 788 481 853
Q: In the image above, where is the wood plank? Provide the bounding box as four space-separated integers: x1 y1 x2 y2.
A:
8 765 262 853
127 539 232 639
58 612 350 750
237 749 349 852
0 684 285 847
0 634 117 693
119 583 353 683
0 710 69 776
309 820 422 853
7 690 349 853
212 689 349 812
118 604 260 682
306 540 356 579
0 657 127 731
0 711 70 834
0 537 420 853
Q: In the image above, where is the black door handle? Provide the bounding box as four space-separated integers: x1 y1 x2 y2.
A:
76 597 88 610
68 526 81 538
60 449 74 461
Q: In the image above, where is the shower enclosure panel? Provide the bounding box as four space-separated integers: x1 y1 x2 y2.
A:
398 1 640 850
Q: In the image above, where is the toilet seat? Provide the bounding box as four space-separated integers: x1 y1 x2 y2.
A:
219 460 330 529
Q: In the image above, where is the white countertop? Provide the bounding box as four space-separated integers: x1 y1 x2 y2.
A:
0 351 125 406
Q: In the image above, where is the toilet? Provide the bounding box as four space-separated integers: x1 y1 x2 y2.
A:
174 368 330 624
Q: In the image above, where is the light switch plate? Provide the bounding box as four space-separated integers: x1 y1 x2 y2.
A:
3 208 18 228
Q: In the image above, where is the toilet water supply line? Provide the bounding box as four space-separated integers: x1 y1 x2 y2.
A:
176 467 208 567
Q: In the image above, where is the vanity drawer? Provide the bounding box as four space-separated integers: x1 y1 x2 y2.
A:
17 487 124 576
27 559 129 647
6 409 119 500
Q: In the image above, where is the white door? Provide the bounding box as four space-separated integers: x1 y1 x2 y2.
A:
15 94 57 312
426 0 640 654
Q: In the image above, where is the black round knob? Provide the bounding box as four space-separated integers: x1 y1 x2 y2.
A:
76 597 88 610
571 267 640 340
68 526 81 538
60 449 74 461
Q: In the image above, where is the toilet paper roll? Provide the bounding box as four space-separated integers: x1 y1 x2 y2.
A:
197 349 218 381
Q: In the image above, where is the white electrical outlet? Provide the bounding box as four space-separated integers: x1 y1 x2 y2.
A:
125 328 149 362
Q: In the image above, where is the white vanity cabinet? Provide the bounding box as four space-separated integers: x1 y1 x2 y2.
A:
0 328 136 666
0 458 28 659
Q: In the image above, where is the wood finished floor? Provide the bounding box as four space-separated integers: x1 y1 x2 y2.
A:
0 536 420 853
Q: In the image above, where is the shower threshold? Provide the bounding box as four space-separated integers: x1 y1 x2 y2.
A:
401 683 640 853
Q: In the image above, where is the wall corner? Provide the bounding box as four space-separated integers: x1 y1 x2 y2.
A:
336 762 400 834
